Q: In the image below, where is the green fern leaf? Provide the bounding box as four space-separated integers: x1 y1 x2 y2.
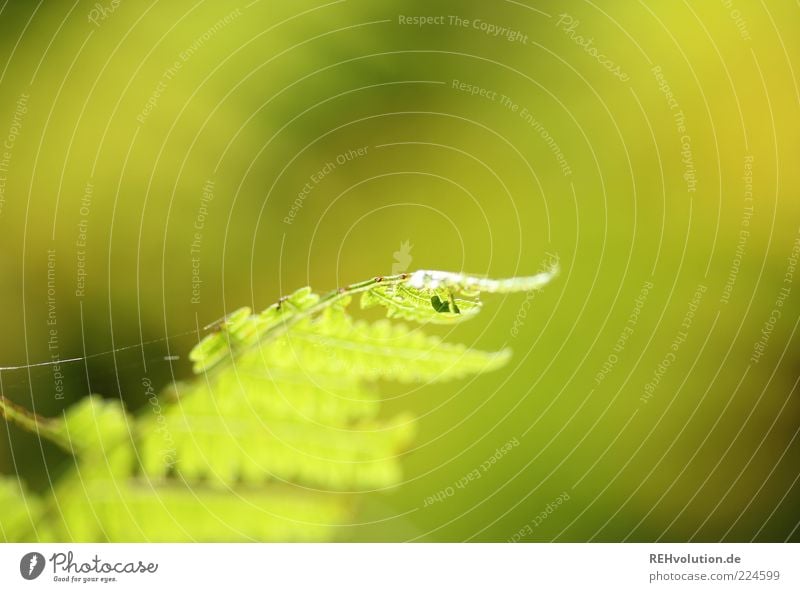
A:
139 409 414 489
360 283 482 323
48 477 348 542
406 267 559 294
140 267 556 491
54 394 131 457
0 477 42 541
189 286 321 373
256 307 510 383
2 266 558 542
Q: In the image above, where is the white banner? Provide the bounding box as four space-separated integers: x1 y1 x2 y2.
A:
0 543 797 591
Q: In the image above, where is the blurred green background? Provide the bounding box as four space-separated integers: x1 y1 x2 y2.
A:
0 0 798 541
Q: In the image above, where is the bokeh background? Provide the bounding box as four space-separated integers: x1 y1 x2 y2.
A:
1 0 798 541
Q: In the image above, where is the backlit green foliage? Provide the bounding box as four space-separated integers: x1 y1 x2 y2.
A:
1 267 557 541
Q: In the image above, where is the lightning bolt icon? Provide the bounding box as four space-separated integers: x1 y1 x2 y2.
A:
28 555 38 575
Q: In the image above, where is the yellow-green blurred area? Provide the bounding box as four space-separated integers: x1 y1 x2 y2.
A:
0 0 798 541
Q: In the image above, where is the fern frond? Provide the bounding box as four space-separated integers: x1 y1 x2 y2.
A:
360 283 482 323
2 265 558 542
190 286 321 373
0 477 42 541
143 267 556 491
140 412 414 490
189 266 558 374
54 395 131 457
37 398 350 541
256 306 510 383
172 370 380 424
50 478 348 542
407 267 560 294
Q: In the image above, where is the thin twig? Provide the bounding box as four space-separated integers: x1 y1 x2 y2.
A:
0 394 72 453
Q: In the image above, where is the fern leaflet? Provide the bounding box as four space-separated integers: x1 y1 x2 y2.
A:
0 265 558 541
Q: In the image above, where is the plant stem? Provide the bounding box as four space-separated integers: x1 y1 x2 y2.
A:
0 394 72 452
197 267 559 376
198 274 412 377
267 273 412 337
